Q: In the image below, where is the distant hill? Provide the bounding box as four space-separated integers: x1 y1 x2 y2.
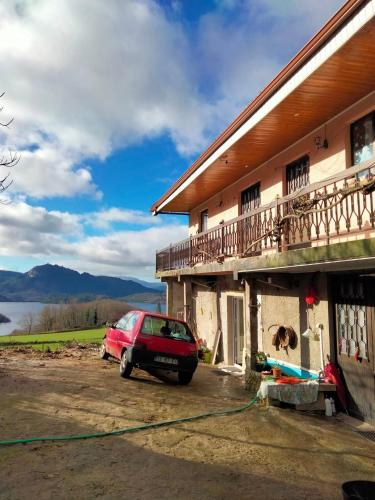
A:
0 264 164 303
122 276 166 292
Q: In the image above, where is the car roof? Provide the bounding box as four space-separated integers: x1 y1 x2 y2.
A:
129 310 187 324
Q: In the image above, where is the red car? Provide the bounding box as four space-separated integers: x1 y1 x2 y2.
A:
99 311 198 384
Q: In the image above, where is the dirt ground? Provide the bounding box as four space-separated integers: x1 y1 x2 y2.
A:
0 347 374 500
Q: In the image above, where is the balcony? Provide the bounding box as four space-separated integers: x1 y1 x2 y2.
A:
156 160 375 273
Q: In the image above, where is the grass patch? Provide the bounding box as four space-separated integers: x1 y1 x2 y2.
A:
0 327 106 351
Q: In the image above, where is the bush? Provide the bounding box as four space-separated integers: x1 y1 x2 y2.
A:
244 369 261 393
203 350 213 364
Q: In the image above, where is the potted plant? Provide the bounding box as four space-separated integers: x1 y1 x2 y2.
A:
255 351 268 372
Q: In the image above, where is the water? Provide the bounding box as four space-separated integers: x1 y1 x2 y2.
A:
127 302 166 313
0 302 47 336
0 300 166 336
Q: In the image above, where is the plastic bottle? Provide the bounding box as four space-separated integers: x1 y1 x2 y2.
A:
325 397 332 417
330 397 336 416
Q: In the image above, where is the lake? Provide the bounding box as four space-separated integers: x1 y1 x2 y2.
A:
0 302 48 336
128 302 166 314
0 301 166 336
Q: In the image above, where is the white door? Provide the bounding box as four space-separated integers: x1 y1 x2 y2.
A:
231 297 244 365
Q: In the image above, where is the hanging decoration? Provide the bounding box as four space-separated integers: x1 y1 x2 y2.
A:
268 324 298 352
304 286 319 306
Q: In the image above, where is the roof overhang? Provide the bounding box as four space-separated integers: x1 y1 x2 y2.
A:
151 0 375 215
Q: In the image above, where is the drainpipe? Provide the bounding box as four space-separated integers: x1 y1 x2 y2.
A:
317 323 325 371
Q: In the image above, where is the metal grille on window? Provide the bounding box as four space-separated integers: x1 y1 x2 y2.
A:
286 155 310 194
241 182 260 214
336 277 368 360
351 112 374 165
241 182 261 254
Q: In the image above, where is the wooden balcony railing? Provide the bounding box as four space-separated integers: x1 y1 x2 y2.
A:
156 160 375 272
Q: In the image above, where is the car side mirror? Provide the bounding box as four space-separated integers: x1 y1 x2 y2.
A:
106 321 116 328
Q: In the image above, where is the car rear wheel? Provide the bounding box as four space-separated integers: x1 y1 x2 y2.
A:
99 341 109 360
120 351 133 378
178 371 194 385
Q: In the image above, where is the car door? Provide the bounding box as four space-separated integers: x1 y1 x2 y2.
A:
106 322 121 357
106 314 131 359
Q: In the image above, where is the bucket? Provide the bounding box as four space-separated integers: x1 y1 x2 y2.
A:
342 481 375 500
272 367 282 379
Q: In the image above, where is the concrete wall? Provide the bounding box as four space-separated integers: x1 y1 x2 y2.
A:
191 276 247 365
166 279 184 318
167 272 332 372
189 91 375 234
259 273 331 372
193 285 218 349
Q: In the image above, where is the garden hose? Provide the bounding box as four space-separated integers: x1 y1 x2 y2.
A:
0 396 258 447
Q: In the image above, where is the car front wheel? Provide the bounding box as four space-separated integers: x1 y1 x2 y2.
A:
178 371 194 385
99 341 109 360
120 351 133 378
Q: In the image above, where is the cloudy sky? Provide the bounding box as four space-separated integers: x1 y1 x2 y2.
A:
0 0 344 281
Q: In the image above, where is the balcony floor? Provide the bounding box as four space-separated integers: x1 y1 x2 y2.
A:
156 237 375 278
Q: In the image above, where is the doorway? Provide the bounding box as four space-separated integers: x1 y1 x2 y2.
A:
333 274 375 425
228 296 244 366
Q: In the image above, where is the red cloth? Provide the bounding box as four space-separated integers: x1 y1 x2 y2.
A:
324 362 347 410
276 376 306 385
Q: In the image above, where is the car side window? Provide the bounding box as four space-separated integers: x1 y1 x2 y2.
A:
127 313 138 331
117 312 134 331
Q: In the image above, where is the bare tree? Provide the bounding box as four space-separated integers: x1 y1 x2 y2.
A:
0 92 19 200
20 312 35 334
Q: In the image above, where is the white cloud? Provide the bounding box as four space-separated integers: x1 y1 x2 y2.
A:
11 147 101 199
0 201 186 278
66 225 187 269
0 0 213 199
0 201 81 235
0 0 344 200
195 0 344 127
83 207 160 229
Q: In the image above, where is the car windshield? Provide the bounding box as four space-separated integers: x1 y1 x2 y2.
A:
140 316 194 343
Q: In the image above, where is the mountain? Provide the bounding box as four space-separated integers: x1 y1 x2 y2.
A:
0 264 163 303
121 276 166 292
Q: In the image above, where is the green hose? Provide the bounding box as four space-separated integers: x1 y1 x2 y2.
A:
0 396 258 447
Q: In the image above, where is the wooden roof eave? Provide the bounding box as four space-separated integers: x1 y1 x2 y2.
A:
151 0 373 215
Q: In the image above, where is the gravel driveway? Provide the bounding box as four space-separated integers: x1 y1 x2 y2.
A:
0 347 374 499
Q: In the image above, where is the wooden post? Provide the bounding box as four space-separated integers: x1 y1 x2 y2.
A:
245 277 258 370
183 277 192 323
221 223 225 256
166 279 173 316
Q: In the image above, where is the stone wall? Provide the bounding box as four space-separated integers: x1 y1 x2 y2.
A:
259 273 331 372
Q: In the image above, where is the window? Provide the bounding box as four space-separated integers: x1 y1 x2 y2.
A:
117 312 138 331
200 209 208 232
140 316 194 343
241 182 260 214
351 112 374 165
336 276 368 360
286 155 310 194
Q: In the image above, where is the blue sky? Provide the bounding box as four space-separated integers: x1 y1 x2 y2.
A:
0 0 343 280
